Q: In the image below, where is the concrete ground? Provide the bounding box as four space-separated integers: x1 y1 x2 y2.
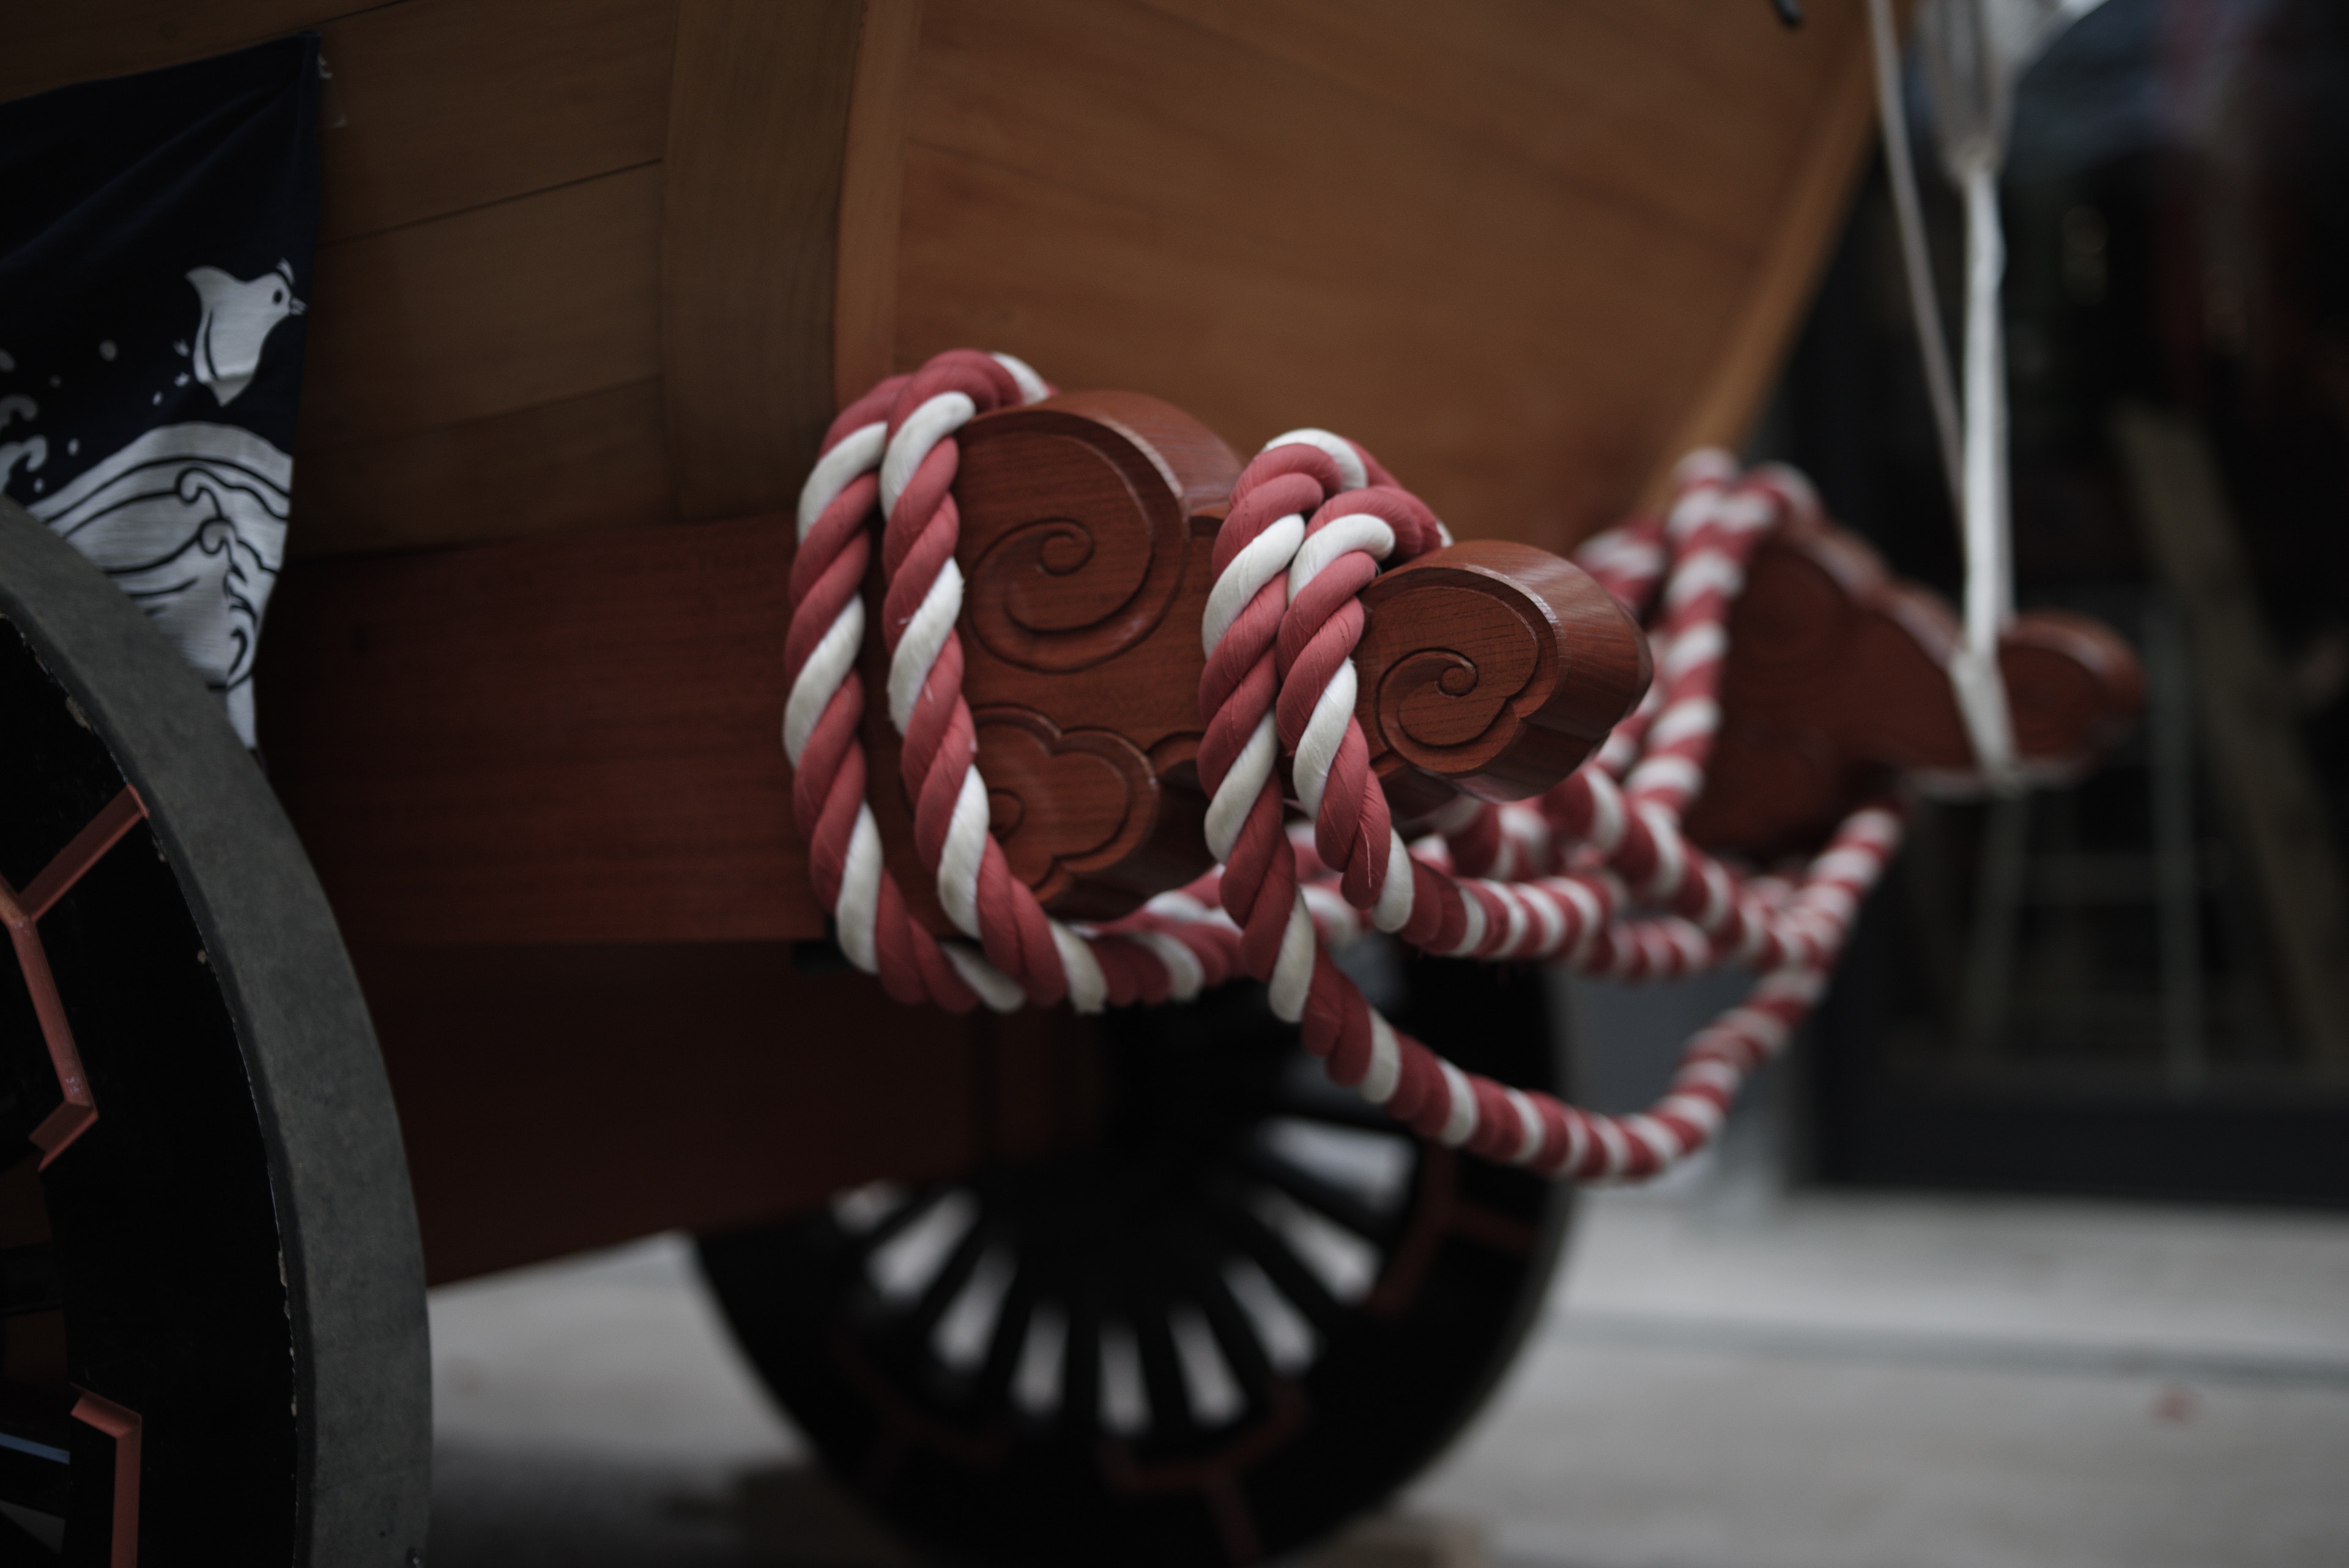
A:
423 1180 2349 1567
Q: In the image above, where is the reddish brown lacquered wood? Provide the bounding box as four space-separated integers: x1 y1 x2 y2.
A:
352 942 1099 1283
1685 512 2145 858
69 1388 141 1568
869 392 1241 924
262 518 815 944
1357 541 1650 820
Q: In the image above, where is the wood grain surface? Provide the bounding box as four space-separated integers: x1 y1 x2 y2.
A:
296 0 681 553
0 0 367 101
834 0 927 406
297 162 663 450
1357 541 1650 813
261 508 811 945
289 379 676 556
894 0 1882 554
313 0 677 245
662 0 867 521
356 940 1099 1282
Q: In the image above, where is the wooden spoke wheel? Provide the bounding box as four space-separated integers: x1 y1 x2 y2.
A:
700 948 1570 1567
0 503 428 1565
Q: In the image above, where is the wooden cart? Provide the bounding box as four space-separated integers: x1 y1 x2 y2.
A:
0 4 2140 1564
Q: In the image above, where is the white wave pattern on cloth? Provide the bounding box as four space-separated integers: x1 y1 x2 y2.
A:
29 422 291 746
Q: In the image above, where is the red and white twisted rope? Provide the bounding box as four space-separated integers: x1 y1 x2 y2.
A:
1197 438 1903 1179
784 350 1239 1017
787 350 1905 1183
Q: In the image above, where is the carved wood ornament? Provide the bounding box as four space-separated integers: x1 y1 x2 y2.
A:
863 393 1653 928
1684 508 2145 858
858 392 2146 931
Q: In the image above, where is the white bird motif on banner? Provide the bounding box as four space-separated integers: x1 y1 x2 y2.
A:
185 260 305 406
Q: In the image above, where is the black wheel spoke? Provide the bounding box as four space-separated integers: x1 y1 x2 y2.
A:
1197 1185 1349 1333
1132 1293 1192 1436
1188 1260 1278 1404
902 1214 995 1342
841 1184 933 1254
973 1258 1041 1408
1240 1143 1393 1242
1059 1287 1104 1437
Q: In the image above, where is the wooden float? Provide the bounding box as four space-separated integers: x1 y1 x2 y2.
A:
0 6 2142 1565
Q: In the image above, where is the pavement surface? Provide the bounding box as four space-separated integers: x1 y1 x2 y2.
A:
423 1180 2349 1567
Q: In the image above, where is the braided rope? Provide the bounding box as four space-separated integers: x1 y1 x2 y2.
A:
786 351 1906 1184
784 350 1242 1016
1199 437 1903 1179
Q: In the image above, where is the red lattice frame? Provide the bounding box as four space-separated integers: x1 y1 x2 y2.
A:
0 781 150 1562
0 784 147 1165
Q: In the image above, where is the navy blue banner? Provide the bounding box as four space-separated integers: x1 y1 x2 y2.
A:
0 36 321 743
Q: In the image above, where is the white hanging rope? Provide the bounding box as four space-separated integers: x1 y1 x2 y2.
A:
1867 0 1964 515
1952 155 2020 784
1869 0 2022 787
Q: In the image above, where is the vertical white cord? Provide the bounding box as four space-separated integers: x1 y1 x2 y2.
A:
1868 0 1964 518
1951 157 2019 784
1869 0 2021 787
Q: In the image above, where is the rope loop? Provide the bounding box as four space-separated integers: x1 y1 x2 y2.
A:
783 355 1907 1184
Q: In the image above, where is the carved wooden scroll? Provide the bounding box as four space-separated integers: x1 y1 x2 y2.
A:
1357 541 1651 822
867 395 1650 926
1683 510 2145 859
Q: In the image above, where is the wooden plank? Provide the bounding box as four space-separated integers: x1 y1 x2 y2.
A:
892 0 1856 557
0 0 369 102
289 378 674 557
834 0 926 405
2113 405 2349 1065
661 0 866 521
1146 0 1849 258
314 0 677 243
355 942 1041 1283
1647 0 1880 491
297 163 663 449
259 513 815 945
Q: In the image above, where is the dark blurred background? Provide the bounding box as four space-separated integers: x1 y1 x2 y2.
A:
1753 0 2349 1206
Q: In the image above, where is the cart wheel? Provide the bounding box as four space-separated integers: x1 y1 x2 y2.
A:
0 503 429 1565
700 946 1569 1567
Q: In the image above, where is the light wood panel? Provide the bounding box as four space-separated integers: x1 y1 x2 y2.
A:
298 163 663 450
1147 0 1842 258
289 379 674 557
893 0 1879 554
1652 4 1881 489
834 0 926 404
0 0 369 102
313 0 677 242
660 0 866 521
